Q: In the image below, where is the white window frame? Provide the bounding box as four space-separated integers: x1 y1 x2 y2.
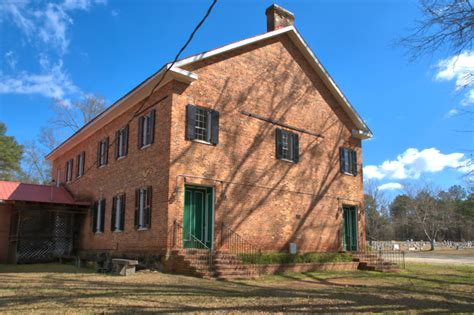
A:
140 114 152 148
281 130 294 162
114 195 123 232
194 107 211 143
118 128 126 158
66 159 73 182
96 199 103 233
99 139 107 166
138 188 146 229
77 152 84 178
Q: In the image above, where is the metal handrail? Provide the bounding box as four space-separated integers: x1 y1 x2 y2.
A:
220 222 260 255
353 249 406 269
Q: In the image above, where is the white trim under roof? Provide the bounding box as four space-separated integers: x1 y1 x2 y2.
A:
173 26 372 139
47 25 372 161
46 66 197 160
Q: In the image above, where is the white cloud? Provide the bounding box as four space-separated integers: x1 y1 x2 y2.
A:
0 0 105 102
4 51 18 69
0 58 79 102
363 148 473 180
446 108 459 117
461 89 474 106
378 182 403 191
0 0 106 54
111 9 119 17
63 0 106 11
436 51 474 107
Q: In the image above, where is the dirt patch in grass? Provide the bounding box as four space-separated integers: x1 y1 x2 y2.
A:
0 263 473 313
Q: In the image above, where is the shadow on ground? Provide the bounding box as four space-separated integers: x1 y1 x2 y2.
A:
0 263 473 313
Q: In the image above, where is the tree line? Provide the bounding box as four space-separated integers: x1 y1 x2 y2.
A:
365 184 473 250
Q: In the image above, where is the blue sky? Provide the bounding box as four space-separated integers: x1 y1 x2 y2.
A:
0 0 472 194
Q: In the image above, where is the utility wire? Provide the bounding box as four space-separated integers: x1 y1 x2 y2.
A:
64 0 218 186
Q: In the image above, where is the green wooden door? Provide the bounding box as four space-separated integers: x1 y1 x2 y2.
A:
343 206 358 251
183 186 213 249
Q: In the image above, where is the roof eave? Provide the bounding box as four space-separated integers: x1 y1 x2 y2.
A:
46 67 198 161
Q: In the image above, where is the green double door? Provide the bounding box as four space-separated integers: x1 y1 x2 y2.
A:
183 186 213 249
343 206 358 251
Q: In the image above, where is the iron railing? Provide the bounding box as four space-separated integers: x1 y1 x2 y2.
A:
172 220 211 250
353 249 406 269
172 220 213 270
220 223 260 255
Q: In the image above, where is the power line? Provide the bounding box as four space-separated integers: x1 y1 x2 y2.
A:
65 0 218 186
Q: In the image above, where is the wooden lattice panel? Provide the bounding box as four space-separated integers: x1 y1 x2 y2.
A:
16 210 75 263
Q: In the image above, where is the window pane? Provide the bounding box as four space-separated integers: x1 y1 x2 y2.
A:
96 200 102 232
281 131 293 160
344 149 350 172
139 189 145 228
195 108 208 141
115 196 121 230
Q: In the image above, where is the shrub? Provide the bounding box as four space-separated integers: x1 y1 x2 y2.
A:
237 252 352 265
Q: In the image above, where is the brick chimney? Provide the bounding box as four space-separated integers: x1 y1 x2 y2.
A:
266 4 295 32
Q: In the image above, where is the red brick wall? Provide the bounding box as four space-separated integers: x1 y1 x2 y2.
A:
51 33 366 255
0 204 12 263
52 84 173 253
168 34 365 253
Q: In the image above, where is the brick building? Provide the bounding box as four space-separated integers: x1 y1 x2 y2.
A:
45 5 372 261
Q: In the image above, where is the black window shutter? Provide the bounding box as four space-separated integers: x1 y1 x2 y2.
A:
115 130 120 159
120 194 126 231
70 160 73 180
340 147 346 173
150 109 156 144
124 125 129 156
111 196 117 231
351 150 358 176
92 201 98 233
292 133 299 163
146 186 152 228
275 128 283 160
186 104 197 140
138 116 144 148
134 189 140 229
100 199 106 232
210 110 219 145
104 137 109 165
97 141 101 167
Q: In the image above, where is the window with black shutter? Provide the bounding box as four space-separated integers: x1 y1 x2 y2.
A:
138 110 155 149
76 151 85 178
185 104 219 145
65 159 73 182
340 147 358 176
115 125 129 159
135 186 152 230
111 193 126 232
97 137 109 167
93 198 106 233
275 128 299 163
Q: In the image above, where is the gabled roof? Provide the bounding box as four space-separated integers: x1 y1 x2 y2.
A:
0 181 88 206
46 26 372 161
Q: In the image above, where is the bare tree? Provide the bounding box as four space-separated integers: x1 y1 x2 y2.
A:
51 95 106 132
364 181 392 241
20 95 106 184
400 0 473 62
405 184 450 250
20 141 50 184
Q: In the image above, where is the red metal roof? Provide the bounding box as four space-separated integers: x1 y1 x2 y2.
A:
0 181 88 206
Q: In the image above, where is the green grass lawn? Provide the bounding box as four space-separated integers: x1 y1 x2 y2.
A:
0 263 472 313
